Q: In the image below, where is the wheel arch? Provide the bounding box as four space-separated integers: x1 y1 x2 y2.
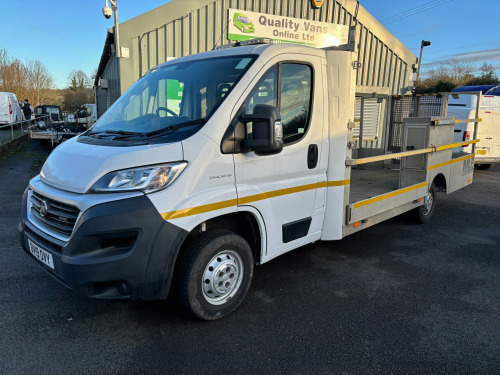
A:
432 172 447 193
173 210 265 277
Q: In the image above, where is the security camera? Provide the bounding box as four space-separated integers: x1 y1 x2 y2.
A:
102 5 112 19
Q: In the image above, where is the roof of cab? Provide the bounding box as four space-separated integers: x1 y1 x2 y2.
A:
151 42 325 72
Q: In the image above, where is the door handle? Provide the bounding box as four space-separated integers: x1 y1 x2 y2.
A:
308 144 318 169
485 137 492 140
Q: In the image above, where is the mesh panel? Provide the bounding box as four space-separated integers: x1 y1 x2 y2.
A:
388 95 444 152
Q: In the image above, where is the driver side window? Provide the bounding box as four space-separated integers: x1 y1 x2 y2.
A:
244 65 277 114
244 63 312 145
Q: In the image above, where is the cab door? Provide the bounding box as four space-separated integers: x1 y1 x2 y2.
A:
233 55 326 260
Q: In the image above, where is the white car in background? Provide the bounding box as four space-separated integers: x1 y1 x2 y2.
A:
449 85 500 170
0 92 23 125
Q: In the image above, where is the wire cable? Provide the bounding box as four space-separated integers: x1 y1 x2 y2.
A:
381 0 445 22
381 0 455 25
381 0 450 23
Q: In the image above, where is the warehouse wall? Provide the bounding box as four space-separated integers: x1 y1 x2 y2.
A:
119 0 416 95
96 56 120 118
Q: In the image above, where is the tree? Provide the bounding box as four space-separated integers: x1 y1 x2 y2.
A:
27 60 54 105
416 58 479 93
64 70 94 111
0 47 54 106
466 62 500 86
434 80 456 92
68 69 92 91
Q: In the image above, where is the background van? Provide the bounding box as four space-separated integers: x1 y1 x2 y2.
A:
0 92 23 125
449 85 500 169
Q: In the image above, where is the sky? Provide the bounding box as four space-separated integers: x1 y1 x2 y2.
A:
0 0 499 89
360 0 500 76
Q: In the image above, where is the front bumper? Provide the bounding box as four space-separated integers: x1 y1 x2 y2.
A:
19 190 189 300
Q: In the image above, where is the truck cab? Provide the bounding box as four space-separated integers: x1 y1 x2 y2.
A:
19 41 476 320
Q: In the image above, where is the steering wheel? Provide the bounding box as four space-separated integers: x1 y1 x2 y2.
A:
156 107 178 117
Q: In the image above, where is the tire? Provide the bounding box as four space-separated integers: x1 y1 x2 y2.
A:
175 230 254 320
475 164 493 170
413 182 436 224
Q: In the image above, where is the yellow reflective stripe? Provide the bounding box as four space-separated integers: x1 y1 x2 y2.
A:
161 179 350 220
353 182 427 209
435 139 479 151
162 199 238 220
428 154 474 170
238 183 318 205
327 179 350 187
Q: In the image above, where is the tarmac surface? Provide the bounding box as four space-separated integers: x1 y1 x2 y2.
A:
1 140 499 375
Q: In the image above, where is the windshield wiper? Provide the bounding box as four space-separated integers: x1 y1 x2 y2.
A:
143 118 206 137
88 129 142 136
86 129 144 140
105 130 143 135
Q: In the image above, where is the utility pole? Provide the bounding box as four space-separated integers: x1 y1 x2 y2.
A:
416 40 431 82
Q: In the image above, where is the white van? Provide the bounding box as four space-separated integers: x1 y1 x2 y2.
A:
19 41 476 320
449 86 500 169
0 92 23 125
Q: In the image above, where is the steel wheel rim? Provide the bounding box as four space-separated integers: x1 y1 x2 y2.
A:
202 250 244 305
423 189 433 215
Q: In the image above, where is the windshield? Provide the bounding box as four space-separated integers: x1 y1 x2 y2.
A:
241 17 251 23
90 55 256 143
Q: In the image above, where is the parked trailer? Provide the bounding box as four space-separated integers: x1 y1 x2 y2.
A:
29 123 84 146
19 40 479 320
29 106 88 146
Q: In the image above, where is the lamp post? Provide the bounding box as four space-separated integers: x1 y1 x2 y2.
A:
416 40 431 82
102 0 121 58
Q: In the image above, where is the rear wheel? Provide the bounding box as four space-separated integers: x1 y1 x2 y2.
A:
475 164 493 170
175 230 254 320
413 182 436 224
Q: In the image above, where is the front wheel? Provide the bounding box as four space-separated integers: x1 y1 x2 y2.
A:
175 230 254 320
413 182 436 224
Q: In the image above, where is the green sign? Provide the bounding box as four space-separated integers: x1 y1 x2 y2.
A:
228 8 348 48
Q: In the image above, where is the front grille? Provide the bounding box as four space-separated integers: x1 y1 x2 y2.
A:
30 191 80 236
25 226 63 252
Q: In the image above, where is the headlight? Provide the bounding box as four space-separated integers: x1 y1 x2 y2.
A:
89 162 188 194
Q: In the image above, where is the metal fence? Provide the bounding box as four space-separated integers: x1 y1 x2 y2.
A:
388 94 445 152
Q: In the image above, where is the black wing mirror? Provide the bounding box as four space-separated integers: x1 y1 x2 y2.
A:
240 104 283 155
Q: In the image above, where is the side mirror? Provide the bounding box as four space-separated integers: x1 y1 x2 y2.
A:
240 104 283 155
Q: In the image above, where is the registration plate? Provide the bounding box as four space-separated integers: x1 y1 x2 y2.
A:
476 149 487 155
28 239 54 269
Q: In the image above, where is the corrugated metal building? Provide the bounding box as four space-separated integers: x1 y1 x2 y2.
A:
94 0 417 152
